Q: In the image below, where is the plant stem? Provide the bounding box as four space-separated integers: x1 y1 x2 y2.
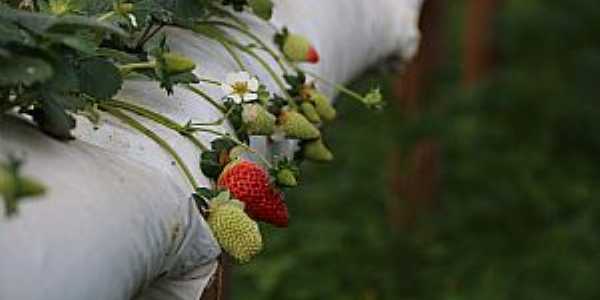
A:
214 37 248 72
190 108 233 126
118 61 155 75
198 20 290 75
301 69 366 102
102 99 208 152
97 11 115 22
100 106 199 189
184 84 227 114
197 77 223 86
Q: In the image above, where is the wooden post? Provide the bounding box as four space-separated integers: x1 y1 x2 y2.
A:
463 0 500 86
389 0 444 230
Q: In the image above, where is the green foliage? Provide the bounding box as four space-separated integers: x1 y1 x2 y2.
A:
233 0 600 299
0 0 271 139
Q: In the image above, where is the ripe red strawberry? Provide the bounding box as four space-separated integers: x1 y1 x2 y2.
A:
217 160 289 227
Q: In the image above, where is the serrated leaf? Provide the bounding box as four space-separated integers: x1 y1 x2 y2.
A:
211 138 237 153
0 8 126 37
0 54 54 86
77 57 123 99
200 151 222 179
42 55 79 92
46 33 98 54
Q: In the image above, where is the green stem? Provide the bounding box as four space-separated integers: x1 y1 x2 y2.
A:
301 69 365 102
197 21 290 75
184 84 227 114
190 108 233 126
197 77 223 86
189 127 272 168
215 37 248 72
207 4 249 29
118 61 155 76
97 11 115 22
102 99 209 152
100 106 199 189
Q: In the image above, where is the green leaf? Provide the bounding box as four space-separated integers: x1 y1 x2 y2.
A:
200 151 222 179
0 8 127 37
0 53 54 86
77 57 123 99
42 55 79 92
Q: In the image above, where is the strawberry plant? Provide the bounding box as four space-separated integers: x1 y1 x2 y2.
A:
1 0 384 267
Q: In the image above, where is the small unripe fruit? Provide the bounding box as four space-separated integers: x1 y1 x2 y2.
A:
300 102 321 123
303 138 334 162
208 197 262 263
282 34 319 63
242 104 276 135
162 53 196 74
279 110 320 140
309 90 336 121
276 169 297 187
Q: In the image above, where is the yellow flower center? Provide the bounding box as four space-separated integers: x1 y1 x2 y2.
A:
232 82 249 95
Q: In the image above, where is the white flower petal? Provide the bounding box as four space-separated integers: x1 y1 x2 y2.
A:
237 71 250 82
225 73 239 85
128 14 138 28
243 93 258 102
247 78 259 91
229 94 242 104
221 84 234 94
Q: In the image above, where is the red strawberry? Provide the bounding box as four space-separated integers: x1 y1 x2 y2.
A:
306 46 320 64
217 160 289 227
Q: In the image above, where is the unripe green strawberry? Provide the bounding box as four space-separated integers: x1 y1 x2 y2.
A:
114 2 134 14
242 104 276 135
282 34 320 63
0 167 14 197
276 169 297 187
303 138 333 162
162 52 196 74
279 110 320 140
207 194 263 263
0 167 45 198
309 90 336 121
300 102 321 124
248 0 273 20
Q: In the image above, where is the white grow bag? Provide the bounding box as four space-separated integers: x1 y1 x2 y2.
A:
0 1 423 299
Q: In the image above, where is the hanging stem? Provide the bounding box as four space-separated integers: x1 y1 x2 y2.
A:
300 69 366 102
97 11 115 22
100 105 199 189
197 20 290 75
190 108 233 126
197 77 223 86
215 37 248 72
184 84 227 114
101 99 209 152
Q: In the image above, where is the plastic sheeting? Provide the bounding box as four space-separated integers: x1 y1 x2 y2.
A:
0 0 423 299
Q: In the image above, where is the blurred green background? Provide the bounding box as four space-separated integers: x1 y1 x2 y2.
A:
233 0 600 299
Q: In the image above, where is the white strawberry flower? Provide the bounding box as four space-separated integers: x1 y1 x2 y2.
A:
221 71 259 104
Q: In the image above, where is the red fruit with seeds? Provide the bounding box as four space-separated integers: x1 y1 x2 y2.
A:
217 160 289 227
